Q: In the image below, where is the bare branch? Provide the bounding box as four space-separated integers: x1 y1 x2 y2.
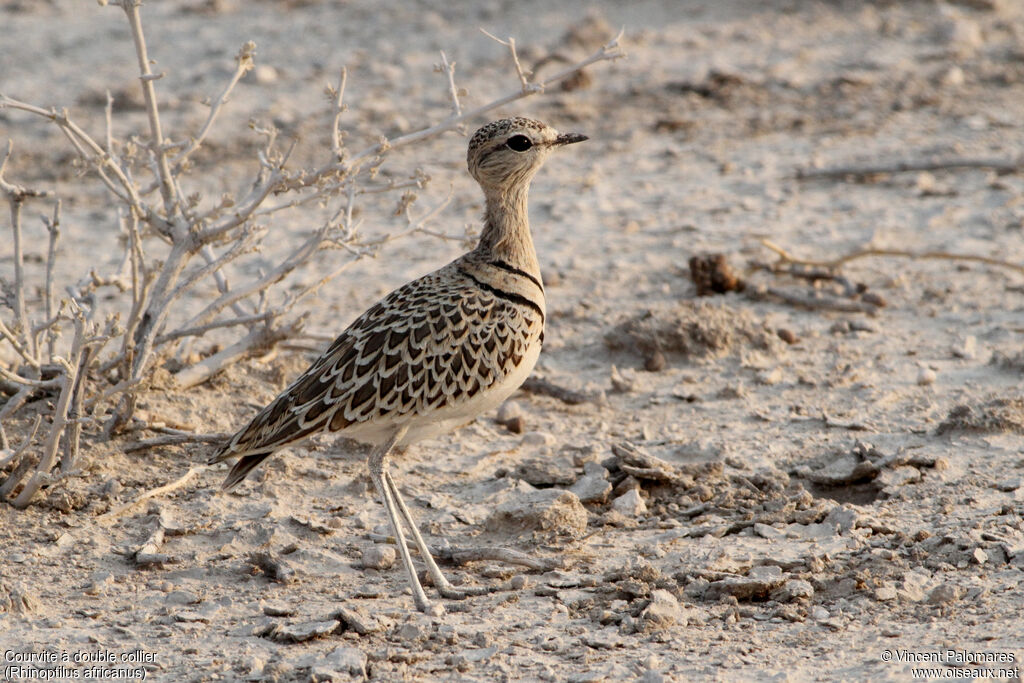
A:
760 239 1024 277
0 415 42 470
795 156 1024 181
171 41 256 172
172 316 304 389
42 200 61 359
119 0 179 223
330 66 348 160
480 30 537 93
97 466 198 525
437 51 462 117
155 310 277 346
11 309 88 508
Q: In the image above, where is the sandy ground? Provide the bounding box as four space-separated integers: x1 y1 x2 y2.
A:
2 0 1024 681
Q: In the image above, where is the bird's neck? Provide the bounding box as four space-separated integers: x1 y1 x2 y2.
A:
475 183 541 277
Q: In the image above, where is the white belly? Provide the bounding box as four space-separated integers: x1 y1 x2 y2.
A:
341 340 542 447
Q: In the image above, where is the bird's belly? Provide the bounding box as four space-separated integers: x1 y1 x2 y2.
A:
341 339 542 447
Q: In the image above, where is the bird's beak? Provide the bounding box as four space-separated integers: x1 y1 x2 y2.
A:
554 132 588 146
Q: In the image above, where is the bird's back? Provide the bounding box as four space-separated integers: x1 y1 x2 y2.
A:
209 250 545 477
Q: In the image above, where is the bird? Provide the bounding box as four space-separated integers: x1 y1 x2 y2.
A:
208 117 587 614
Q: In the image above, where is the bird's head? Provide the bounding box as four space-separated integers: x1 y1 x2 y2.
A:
466 117 587 190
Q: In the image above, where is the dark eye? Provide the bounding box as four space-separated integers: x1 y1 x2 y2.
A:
506 135 533 152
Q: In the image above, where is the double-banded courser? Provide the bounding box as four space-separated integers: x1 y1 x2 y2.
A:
209 117 586 613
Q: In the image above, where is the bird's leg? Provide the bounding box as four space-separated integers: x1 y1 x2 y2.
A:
367 426 441 615
383 470 493 599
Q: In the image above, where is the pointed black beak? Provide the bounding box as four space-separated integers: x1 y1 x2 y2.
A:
554 132 588 146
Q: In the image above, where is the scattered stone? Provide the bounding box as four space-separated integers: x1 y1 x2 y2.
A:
261 619 340 643
165 590 201 605
875 584 898 602
772 579 814 603
609 365 637 393
704 567 785 602
753 523 785 539
497 402 525 433
331 605 380 635
638 589 683 631
569 472 612 504
361 544 396 570
971 548 988 565
810 606 830 622
514 455 577 487
484 489 588 537
522 431 557 447
952 335 977 360
917 366 937 386
248 551 297 584
995 478 1022 492
777 328 798 345
611 489 647 516
610 442 681 483
928 583 962 604
262 603 296 617
397 620 428 642
899 571 931 602
497 400 523 424
311 646 367 680
795 449 878 486
83 572 113 596
757 367 783 385
644 349 667 372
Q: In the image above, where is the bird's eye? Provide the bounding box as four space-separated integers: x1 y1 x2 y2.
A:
506 135 533 152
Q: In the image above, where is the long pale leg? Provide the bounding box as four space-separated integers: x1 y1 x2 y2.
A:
367 426 440 615
383 470 492 599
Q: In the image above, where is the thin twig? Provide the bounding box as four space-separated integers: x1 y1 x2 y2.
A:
11 310 87 508
795 156 1024 180
761 239 1024 276
97 466 198 525
750 285 880 315
437 51 462 117
330 66 348 160
480 30 537 93
123 432 229 453
0 415 42 470
519 376 600 405
42 200 61 359
119 0 179 224
172 41 256 171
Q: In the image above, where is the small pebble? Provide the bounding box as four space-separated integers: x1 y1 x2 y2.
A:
504 416 525 434
497 401 523 424
810 606 830 621
644 350 666 372
971 548 988 565
776 328 798 344
928 583 961 604
952 335 977 360
611 489 647 516
361 545 396 570
521 431 556 447
996 478 1022 492
917 366 937 386
875 585 897 602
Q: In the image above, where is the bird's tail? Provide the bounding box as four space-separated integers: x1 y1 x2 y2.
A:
219 451 275 491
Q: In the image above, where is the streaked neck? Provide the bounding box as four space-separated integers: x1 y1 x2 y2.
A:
476 183 540 277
